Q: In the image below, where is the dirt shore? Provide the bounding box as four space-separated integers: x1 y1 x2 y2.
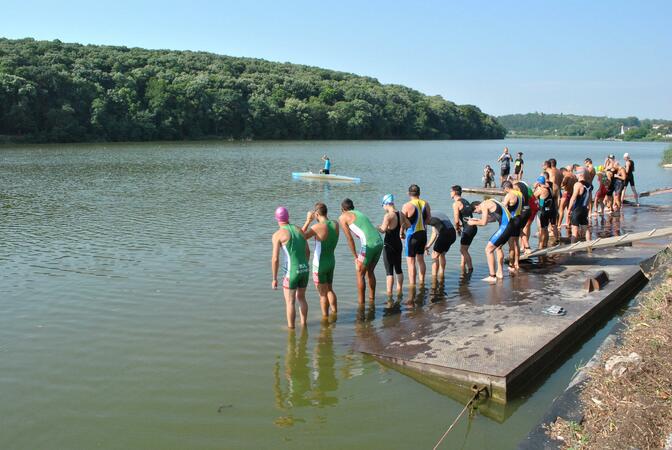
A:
548 270 672 449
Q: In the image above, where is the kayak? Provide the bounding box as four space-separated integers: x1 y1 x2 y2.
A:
663 164 672 169
292 172 361 183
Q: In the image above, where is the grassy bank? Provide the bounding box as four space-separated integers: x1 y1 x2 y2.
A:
662 145 672 165
548 269 672 449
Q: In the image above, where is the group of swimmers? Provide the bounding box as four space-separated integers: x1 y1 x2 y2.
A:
271 150 639 328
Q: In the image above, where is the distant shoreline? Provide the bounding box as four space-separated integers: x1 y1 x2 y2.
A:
506 134 672 143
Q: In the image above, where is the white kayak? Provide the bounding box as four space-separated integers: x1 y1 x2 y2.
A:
292 172 361 183
663 163 672 169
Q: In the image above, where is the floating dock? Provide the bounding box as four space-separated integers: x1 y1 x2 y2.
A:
355 207 672 405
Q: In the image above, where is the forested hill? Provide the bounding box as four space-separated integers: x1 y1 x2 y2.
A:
0 38 505 143
498 113 672 141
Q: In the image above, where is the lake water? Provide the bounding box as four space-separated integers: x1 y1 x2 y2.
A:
1 139 670 449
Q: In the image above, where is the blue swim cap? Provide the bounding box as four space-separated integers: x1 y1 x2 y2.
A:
536 176 546 185
382 194 394 205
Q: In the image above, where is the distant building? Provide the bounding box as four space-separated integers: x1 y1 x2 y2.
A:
619 124 637 135
652 124 664 130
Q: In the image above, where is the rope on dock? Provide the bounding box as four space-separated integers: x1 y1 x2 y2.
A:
432 385 488 450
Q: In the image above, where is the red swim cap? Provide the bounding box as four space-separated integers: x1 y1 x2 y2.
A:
275 206 289 223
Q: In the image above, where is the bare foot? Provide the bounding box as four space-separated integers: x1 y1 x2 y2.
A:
482 275 497 284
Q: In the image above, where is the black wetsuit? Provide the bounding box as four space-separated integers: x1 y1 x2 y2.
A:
625 160 635 186
428 214 456 254
515 182 532 225
538 186 556 228
570 181 590 227
457 198 478 246
383 212 403 276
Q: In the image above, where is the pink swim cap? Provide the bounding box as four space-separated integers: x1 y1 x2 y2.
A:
275 206 289 223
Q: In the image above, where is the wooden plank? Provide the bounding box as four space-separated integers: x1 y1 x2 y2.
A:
462 187 505 196
520 226 672 260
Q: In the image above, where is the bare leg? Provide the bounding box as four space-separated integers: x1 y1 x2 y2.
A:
366 257 379 301
386 275 394 296
355 261 366 304
417 254 426 285
326 283 337 315
283 288 296 329
395 273 403 295
570 225 579 243
495 247 505 278
317 283 329 317
483 243 497 283
296 288 308 327
460 245 473 272
407 256 416 287
438 253 446 281
431 250 440 280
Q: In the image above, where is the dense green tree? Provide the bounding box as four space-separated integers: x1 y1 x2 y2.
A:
0 38 506 143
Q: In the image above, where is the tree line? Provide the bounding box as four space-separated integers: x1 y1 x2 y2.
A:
498 112 672 141
0 38 506 143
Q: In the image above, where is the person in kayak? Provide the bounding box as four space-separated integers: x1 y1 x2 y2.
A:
402 184 431 287
567 168 591 243
450 185 477 274
271 206 310 329
378 194 408 297
425 212 456 285
339 198 383 304
467 199 512 283
302 202 339 318
320 155 331 174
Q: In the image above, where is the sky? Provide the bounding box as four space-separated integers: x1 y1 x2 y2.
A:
2 0 671 118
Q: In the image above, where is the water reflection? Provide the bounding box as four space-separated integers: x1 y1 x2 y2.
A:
273 325 339 419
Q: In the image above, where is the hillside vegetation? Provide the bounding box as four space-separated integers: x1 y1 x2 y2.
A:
0 38 505 143
498 113 672 141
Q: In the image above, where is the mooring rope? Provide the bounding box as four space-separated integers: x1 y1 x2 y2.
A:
432 386 487 450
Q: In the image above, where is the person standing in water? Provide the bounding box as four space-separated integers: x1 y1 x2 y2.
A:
302 202 339 318
497 147 513 186
534 176 557 249
621 153 639 206
320 155 331 174
402 184 431 287
271 207 310 329
502 180 523 275
450 185 477 274
425 212 457 285
513 152 524 181
378 194 407 297
468 198 512 283
339 198 383 304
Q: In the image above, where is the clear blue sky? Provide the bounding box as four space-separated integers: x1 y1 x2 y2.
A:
3 0 671 118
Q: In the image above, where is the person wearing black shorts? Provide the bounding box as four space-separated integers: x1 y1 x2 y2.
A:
534 176 557 249
451 185 477 274
378 194 405 296
425 213 457 284
621 153 639 205
568 169 591 243
497 147 512 186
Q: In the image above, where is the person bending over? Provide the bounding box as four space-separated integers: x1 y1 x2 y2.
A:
468 199 512 283
425 212 457 286
451 185 478 274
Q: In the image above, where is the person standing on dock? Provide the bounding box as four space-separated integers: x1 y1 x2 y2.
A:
515 180 537 255
271 207 310 329
557 167 578 230
378 194 407 297
584 158 596 216
497 147 512 186
534 176 557 248
621 153 639 206
320 155 331 174
425 212 457 286
567 169 591 242
302 202 339 318
513 152 524 180
451 185 477 274
468 199 512 283
339 199 383 304
502 181 524 275
402 184 431 287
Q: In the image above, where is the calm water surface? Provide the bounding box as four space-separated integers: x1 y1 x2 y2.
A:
1 139 670 449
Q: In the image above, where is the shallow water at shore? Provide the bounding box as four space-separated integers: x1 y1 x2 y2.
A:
1 139 670 448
